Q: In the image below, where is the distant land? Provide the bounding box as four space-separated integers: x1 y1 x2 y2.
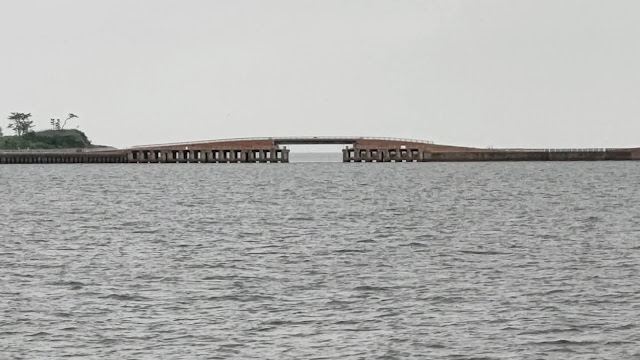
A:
0 129 99 150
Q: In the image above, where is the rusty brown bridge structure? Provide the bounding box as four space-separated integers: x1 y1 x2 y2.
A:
1 136 640 164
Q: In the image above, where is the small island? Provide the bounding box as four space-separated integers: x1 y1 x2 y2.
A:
0 112 98 150
0 129 95 150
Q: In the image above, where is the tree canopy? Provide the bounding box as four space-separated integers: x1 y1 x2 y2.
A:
7 112 34 136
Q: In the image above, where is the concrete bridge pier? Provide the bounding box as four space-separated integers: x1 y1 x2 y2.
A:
380 149 390 162
128 151 138 163
182 150 191 163
342 146 424 162
192 150 202 163
343 147 385 162
123 144 288 164
1 151 127 164
249 149 271 163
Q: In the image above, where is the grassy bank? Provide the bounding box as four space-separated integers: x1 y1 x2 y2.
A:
0 129 93 150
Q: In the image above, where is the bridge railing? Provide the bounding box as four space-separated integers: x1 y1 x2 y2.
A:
275 136 435 144
129 137 275 149
497 148 622 152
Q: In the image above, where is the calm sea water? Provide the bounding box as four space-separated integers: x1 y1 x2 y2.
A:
1 160 639 359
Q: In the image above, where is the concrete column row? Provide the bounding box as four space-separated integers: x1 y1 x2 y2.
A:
127 148 290 163
0 154 128 164
343 147 424 162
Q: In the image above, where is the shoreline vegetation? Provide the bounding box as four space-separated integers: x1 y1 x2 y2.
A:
0 129 95 150
0 112 99 150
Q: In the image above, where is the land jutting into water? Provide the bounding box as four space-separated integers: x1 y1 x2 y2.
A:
0 129 95 150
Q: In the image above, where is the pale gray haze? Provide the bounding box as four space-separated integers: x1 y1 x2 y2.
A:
1 0 639 149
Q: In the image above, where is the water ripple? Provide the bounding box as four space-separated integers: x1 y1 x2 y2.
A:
1 162 639 358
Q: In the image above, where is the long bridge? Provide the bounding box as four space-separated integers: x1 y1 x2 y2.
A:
1 136 639 164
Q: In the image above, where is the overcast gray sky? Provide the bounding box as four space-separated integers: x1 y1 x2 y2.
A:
1 0 639 148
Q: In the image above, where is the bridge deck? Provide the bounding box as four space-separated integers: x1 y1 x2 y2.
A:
274 137 357 145
130 136 435 149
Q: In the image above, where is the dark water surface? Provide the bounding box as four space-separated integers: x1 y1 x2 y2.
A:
1 162 639 359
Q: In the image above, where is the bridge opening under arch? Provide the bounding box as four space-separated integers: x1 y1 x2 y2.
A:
276 137 379 163
287 144 346 163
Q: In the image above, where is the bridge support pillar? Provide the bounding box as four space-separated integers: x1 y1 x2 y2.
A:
128 151 138 163
414 149 423 161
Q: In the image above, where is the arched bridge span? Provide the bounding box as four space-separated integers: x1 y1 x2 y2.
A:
124 136 444 163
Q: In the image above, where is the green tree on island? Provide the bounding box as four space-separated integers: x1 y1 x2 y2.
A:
7 112 34 136
2 111 91 150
